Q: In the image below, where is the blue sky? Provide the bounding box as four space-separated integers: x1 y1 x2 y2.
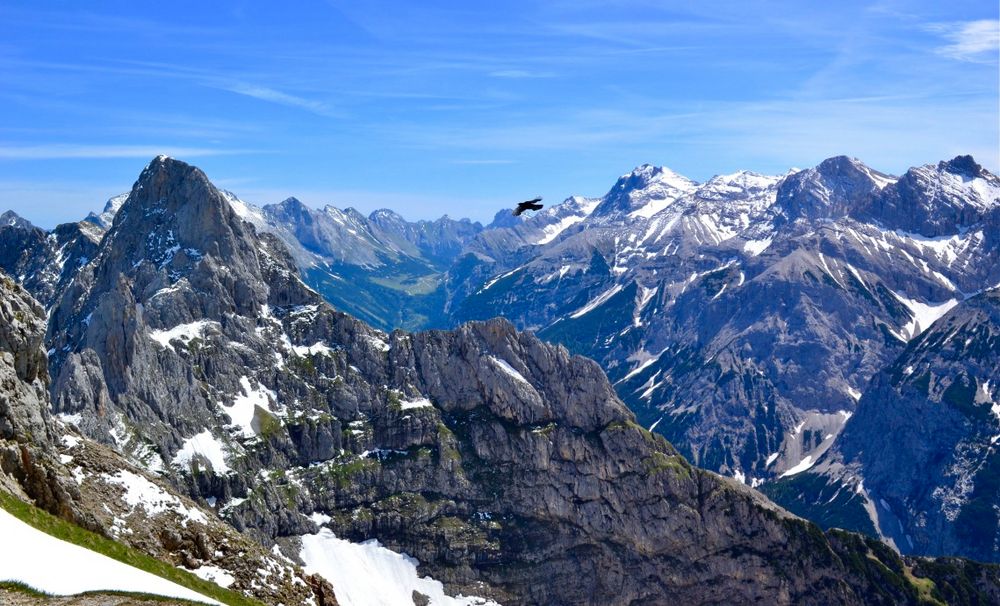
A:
0 1 997 227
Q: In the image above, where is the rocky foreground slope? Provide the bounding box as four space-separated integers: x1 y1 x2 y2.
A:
14 156 997 604
0 274 329 605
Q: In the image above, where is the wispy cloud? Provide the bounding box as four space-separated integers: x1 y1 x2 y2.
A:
218 83 342 117
0 57 344 119
449 159 515 165
0 144 255 160
489 69 554 79
928 19 1000 62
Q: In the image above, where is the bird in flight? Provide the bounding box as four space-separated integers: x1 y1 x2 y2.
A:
513 197 543 216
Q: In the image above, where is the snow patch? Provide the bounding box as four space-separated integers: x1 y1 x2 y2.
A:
780 455 815 478
105 469 207 526
489 356 530 385
570 284 623 319
186 564 236 589
149 320 217 350
172 430 231 474
293 341 334 356
222 377 278 439
0 507 220 604
399 397 434 411
300 528 500 606
743 238 772 256
891 291 959 339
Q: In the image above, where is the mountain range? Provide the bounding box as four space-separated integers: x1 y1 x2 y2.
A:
0 154 998 604
138 153 1000 564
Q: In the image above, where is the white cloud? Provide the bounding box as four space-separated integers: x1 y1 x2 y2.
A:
449 159 515 165
928 19 1000 62
220 83 341 117
489 69 554 79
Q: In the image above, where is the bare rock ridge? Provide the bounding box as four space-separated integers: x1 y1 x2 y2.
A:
24 156 1000 604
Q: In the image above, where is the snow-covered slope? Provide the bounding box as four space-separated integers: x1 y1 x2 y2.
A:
0 506 220 604
301 522 499 606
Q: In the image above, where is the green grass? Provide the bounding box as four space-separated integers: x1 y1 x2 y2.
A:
0 579 221 604
0 491 267 606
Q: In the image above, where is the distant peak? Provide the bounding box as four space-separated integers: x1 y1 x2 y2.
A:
707 170 781 190
369 208 404 222
621 164 692 184
278 196 307 209
613 165 698 194
136 155 200 188
940 155 984 178
816 155 867 173
0 210 33 230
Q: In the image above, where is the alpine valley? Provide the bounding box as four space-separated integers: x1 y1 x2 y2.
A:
0 154 998 605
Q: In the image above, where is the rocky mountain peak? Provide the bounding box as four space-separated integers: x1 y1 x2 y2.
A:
266 197 314 225
856 155 999 237
47 156 317 410
98 155 264 278
776 155 890 224
940 154 987 179
592 164 698 219
0 210 33 230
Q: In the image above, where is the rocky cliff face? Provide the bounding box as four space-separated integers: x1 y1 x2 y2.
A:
768 288 1000 563
0 274 66 509
37 156 1000 604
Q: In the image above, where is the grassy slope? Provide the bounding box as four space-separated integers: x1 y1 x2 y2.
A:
0 491 266 606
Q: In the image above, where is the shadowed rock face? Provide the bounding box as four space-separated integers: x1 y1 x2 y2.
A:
34 156 1000 604
769 289 1000 563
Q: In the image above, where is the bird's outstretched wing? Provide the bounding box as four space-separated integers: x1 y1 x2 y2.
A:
513 197 543 216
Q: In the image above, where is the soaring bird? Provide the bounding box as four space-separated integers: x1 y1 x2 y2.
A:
513 197 543 216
